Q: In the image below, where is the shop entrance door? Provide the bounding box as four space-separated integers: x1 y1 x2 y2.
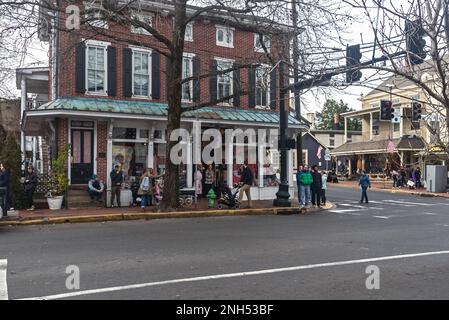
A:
71 129 94 184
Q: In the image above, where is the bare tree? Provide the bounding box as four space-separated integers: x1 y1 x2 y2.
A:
343 0 449 160
0 0 355 210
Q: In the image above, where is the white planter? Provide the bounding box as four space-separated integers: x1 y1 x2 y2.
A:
47 196 64 210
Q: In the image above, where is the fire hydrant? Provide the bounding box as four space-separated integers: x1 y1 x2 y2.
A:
207 188 216 208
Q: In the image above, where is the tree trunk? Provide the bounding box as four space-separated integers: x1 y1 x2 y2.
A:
160 0 187 211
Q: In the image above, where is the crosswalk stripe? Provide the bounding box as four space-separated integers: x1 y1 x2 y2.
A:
0 259 8 300
383 200 434 206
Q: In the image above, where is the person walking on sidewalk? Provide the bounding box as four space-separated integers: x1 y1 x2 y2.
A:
296 165 313 209
238 161 254 208
311 165 323 208
359 171 371 203
110 165 124 207
23 165 38 211
321 171 328 206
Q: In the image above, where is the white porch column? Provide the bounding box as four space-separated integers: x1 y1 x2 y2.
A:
148 126 154 170
187 133 193 188
258 142 264 188
287 149 294 187
348 158 352 176
344 117 348 143
20 78 27 165
227 140 233 188
107 121 114 190
370 113 373 140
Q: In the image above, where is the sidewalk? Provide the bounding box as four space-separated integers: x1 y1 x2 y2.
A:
0 198 334 227
331 180 449 198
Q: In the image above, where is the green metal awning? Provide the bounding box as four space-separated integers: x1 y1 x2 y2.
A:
26 97 307 127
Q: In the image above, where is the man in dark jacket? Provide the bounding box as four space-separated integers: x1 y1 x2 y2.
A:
110 165 124 207
238 162 254 208
24 165 38 211
358 171 371 203
310 165 323 207
0 162 11 216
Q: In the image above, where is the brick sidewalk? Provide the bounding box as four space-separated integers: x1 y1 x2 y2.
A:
331 180 449 198
0 197 333 226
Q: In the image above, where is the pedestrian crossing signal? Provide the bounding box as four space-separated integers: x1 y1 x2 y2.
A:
380 100 394 120
412 102 422 121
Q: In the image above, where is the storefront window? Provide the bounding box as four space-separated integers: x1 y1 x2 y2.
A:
112 142 148 179
154 143 166 175
112 128 137 139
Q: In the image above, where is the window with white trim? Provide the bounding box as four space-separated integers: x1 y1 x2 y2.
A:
216 26 234 48
84 2 108 29
185 23 193 41
86 44 107 93
254 34 270 52
131 14 152 35
182 54 194 101
255 66 270 108
216 59 233 102
132 50 151 97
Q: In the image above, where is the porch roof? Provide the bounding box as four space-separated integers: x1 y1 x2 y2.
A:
24 97 307 128
331 137 426 156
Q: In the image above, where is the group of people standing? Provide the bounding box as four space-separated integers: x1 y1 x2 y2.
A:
0 162 38 214
391 167 422 189
296 165 328 209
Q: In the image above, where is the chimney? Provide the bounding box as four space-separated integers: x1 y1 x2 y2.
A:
333 113 340 130
306 112 316 128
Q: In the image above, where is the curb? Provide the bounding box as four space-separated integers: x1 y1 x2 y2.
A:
330 183 449 199
0 202 335 227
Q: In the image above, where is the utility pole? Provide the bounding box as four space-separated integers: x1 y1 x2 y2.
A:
291 0 303 167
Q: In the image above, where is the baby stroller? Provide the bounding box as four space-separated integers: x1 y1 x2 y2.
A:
217 182 242 209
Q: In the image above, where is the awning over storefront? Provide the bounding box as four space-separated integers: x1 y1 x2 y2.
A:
331 136 426 156
23 97 308 134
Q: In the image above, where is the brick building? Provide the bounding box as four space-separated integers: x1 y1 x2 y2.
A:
22 0 308 206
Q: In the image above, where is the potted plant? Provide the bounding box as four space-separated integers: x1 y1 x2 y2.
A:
46 145 69 210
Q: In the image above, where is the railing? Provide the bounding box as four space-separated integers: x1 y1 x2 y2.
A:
26 99 47 110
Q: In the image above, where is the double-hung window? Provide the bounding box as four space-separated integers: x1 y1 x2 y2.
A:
255 66 270 108
131 14 152 35
216 59 233 102
86 43 108 94
185 23 193 41
254 34 270 52
182 54 194 101
132 50 151 97
216 26 234 48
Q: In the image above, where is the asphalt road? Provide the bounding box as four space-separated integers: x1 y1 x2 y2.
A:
1 185 449 300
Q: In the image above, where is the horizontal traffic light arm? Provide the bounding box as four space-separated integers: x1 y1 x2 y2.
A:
285 50 407 93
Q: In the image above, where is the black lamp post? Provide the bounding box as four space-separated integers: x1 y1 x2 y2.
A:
273 61 291 207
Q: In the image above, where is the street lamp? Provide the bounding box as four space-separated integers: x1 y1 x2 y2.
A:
273 61 291 207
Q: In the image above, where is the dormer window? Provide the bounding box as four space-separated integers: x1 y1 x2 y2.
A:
254 34 270 52
216 25 234 48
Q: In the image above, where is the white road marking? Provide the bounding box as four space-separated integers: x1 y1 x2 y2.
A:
383 200 434 206
328 209 361 215
339 204 368 209
0 259 8 300
19 250 449 300
373 215 396 219
423 212 438 216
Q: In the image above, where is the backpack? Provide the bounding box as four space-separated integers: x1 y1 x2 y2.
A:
300 172 313 185
141 176 150 191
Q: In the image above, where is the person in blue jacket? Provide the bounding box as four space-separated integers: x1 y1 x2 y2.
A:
358 171 371 203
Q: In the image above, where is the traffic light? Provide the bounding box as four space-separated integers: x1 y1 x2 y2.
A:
346 44 362 83
380 100 394 120
405 20 426 65
412 102 422 121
